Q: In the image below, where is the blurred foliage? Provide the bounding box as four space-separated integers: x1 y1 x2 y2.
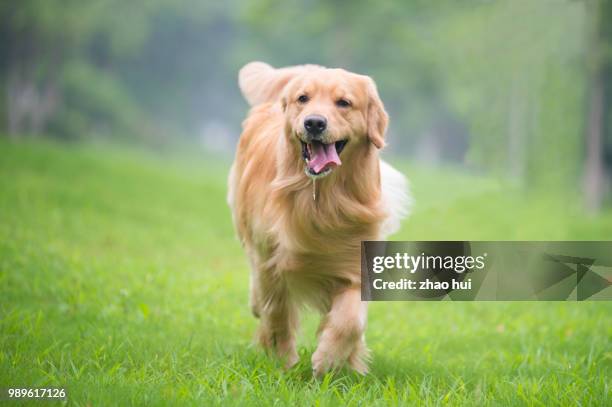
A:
1 0 611 202
46 62 146 140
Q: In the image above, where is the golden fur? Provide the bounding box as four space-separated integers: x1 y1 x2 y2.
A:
228 62 408 375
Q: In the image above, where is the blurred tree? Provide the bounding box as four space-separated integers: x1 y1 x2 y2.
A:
0 0 98 136
0 0 609 210
1 0 168 139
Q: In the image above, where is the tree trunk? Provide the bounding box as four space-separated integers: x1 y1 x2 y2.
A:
584 71 604 213
6 66 28 137
507 74 526 182
4 11 62 138
6 63 60 138
583 0 607 213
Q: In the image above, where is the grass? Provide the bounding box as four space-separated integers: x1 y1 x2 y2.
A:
0 139 610 406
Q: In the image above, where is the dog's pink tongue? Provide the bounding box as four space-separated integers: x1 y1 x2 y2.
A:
309 142 341 173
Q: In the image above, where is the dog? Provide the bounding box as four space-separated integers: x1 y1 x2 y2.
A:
228 62 410 376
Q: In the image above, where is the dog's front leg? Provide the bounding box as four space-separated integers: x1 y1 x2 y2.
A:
256 277 299 369
312 286 369 376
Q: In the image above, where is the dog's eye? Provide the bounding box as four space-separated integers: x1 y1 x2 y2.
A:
336 98 351 108
297 95 309 104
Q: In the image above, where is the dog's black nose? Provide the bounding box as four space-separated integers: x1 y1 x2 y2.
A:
304 115 327 136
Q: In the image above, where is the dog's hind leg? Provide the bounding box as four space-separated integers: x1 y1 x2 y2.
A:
255 269 300 369
249 274 261 318
248 255 262 319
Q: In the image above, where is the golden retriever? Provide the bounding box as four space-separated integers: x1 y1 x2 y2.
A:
228 62 410 376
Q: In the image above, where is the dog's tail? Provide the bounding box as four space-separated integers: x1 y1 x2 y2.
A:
379 160 412 238
238 61 320 106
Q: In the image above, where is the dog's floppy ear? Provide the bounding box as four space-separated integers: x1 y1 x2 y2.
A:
238 62 320 107
364 77 388 149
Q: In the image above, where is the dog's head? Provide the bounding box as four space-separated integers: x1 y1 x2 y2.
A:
281 68 388 179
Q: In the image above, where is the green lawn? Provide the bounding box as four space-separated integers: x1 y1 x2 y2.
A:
0 140 610 406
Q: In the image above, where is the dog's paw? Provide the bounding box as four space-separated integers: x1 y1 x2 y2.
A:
347 341 370 375
256 326 298 369
311 348 338 378
311 341 370 377
347 354 369 375
283 351 299 370
256 326 274 351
